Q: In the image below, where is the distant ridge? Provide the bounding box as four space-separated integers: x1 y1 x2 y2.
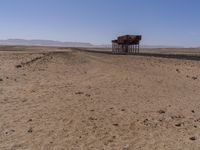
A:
0 39 94 47
0 39 190 48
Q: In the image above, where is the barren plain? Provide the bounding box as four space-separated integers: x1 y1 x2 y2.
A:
0 46 200 150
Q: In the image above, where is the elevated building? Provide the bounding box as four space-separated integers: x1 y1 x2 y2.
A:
112 35 142 54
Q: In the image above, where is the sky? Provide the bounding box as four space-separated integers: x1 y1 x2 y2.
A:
0 0 200 47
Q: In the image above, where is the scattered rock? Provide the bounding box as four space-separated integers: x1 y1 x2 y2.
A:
175 123 182 127
90 109 95 112
189 136 197 141
85 94 91 97
27 128 33 133
107 139 114 143
75 91 84 95
113 123 119 127
194 125 197 128
194 118 200 122
192 110 195 113
158 110 165 114
88 117 97 121
176 69 180 73
192 76 198 80
0 78 3 82
171 115 184 119
121 109 125 112
28 119 33 122
5 129 15 135
16 65 22 68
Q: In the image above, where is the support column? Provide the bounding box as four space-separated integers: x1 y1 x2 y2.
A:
138 44 140 54
131 45 133 54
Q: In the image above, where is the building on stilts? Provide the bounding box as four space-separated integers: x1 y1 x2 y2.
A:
112 35 142 54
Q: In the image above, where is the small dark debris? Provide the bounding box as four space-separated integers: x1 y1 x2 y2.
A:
0 79 3 82
192 110 195 113
27 128 33 133
16 65 22 68
85 94 91 97
107 139 114 143
194 118 200 122
175 123 182 127
171 115 183 119
194 125 197 128
6 77 9 79
158 110 166 114
75 92 84 95
189 136 197 141
176 69 180 73
88 117 97 121
113 123 119 127
90 109 95 112
143 119 152 127
121 109 125 112
186 75 190 78
28 119 33 122
192 77 198 80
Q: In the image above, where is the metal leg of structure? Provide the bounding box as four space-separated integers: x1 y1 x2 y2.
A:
112 44 114 54
138 44 140 54
131 45 133 54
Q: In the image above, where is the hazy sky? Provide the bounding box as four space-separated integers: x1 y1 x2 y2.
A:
0 0 200 46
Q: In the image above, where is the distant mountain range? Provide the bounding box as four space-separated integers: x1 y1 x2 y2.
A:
0 39 188 48
0 39 95 47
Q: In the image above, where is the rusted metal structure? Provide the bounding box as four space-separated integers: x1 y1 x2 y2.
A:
112 35 142 54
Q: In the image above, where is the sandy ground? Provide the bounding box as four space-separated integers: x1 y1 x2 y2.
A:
0 46 200 150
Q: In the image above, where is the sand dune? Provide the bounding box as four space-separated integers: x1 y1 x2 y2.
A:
0 46 200 150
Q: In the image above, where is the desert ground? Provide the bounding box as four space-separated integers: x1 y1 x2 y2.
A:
0 46 200 150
